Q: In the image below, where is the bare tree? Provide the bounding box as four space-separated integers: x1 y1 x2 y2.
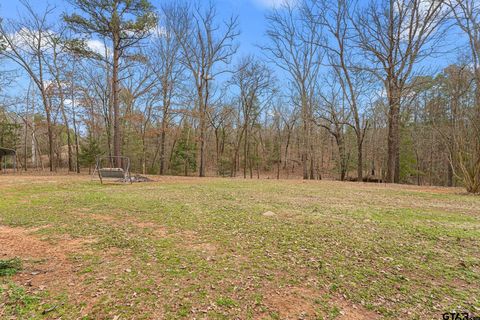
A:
0 1 57 171
121 53 157 174
354 0 448 183
207 99 234 176
263 1 324 179
231 56 275 178
315 73 351 181
445 0 480 193
307 0 370 181
43 27 77 172
150 5 185 175
166 1 239 177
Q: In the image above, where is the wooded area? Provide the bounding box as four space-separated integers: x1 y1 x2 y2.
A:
0 0 479 193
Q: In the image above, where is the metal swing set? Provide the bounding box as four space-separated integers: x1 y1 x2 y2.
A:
93 155 132 184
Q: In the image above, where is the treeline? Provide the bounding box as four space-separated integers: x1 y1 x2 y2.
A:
0 0 479 193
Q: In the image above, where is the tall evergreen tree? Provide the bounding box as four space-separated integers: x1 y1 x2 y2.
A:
64 0 156 164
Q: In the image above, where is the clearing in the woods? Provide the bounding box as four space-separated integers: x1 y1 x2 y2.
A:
0 175 479 319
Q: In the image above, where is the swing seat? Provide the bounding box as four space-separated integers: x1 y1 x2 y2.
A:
99 168 125 179
93 156 132 184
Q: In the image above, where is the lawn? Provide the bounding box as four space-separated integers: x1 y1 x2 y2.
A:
0 175 479 319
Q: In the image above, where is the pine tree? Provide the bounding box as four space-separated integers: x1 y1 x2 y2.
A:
79 137 102 174
64 0 156 165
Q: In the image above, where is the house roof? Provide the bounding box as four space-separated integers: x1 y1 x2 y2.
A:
0 147 16 157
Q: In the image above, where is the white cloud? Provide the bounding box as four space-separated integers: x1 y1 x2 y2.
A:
6 27 55 53
149 25 168 39
86 39 109 57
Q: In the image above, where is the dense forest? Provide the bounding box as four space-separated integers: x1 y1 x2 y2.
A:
0 0 479 193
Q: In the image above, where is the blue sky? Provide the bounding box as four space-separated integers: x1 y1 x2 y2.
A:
0 0 291 98
0 0 465 66
0 0 282 58
0 0 467 97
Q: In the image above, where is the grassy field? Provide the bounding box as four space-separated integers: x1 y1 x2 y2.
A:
0 175 479 319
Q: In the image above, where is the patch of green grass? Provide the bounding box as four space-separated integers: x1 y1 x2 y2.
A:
0 258 22 276
0 176 479 319
216 296 238 308
1 282 40 317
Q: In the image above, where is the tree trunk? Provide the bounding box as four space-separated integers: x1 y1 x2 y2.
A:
334 131 347 181
60 104 73 172
309 156 315 180
42 94 54 172
23 117 28 171
301 91 309 180
159 128 166 175
447 160 453 187
386 86 400 183
72 102 80 174
112 39 121 167
243 125 248 179
283 129 291 170
357 137 363 181
198 105 206 177
142 142 147 175
46 114 54 172
302 120 309 180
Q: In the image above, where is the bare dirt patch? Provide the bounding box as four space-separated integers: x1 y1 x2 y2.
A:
262 286 319 319
128 220 169 237
262 286 379 320
0 225 142 318
76 210 170 237
332 296 380 320
0 225 90 292
86 213 115 222
191 242 217 255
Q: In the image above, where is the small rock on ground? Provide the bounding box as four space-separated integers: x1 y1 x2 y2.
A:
262 211 276 217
